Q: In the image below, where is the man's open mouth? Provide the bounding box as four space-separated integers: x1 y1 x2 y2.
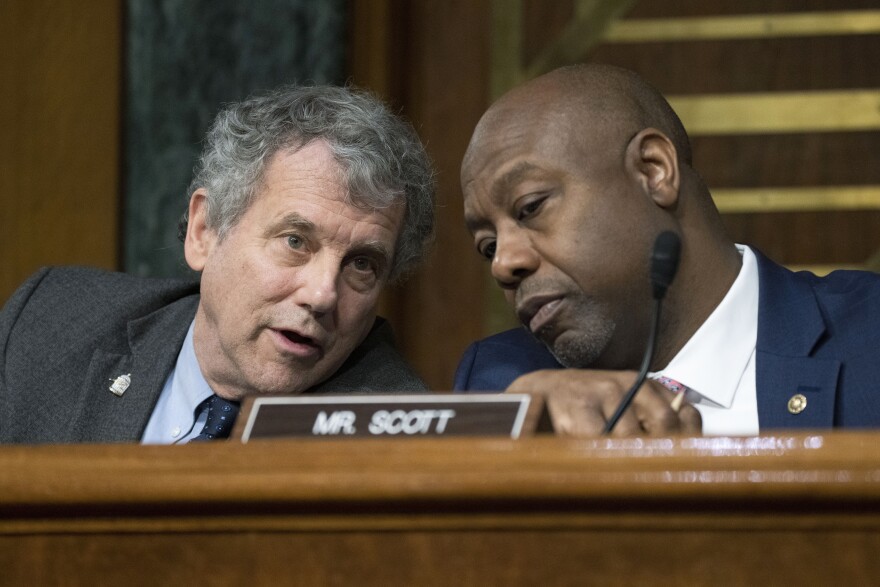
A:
279 329 317 347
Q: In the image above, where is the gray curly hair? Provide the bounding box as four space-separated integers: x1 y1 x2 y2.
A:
179 84 435 280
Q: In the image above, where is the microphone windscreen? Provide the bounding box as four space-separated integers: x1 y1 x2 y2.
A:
650 231 681 299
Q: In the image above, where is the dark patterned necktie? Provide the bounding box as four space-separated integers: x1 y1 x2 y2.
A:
191 395 240 441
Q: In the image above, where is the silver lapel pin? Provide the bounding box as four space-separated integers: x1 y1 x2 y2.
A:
109 373 132 397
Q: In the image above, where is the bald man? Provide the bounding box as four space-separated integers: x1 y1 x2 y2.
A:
454 64 880 436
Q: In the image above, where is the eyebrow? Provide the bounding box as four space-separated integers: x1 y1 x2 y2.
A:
271 212 394 268
348 241 394 267
491 161 544 202
464 161 543 234
274 212 315 233
464 211 484 235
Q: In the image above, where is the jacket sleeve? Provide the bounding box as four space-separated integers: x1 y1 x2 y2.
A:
0 267 52 439
453 329 563 393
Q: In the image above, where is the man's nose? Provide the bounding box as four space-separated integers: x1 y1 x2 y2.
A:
490 232 539 289
292 255 340 316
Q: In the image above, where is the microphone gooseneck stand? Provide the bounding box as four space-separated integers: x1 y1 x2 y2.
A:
602 231 681 435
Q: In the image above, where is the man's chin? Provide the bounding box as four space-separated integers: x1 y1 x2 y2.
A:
243 350 341 395
544 329 611 369
236 369 328 399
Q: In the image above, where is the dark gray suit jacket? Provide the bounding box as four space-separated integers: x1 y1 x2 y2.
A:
0 267 426 443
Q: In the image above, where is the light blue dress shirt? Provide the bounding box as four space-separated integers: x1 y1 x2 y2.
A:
141 321 215 444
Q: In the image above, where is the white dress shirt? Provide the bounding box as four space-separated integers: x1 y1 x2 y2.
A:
651 245 760 436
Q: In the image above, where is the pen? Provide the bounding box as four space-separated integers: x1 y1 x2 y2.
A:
669 391 687 413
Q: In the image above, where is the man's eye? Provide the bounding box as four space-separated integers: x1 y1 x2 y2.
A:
287 235 305 250
344 256 382 290
351 256 378 274
479 240 497 260
517 196 546 221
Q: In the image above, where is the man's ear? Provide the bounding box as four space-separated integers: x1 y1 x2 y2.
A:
624 128 680 208
183 189 217 271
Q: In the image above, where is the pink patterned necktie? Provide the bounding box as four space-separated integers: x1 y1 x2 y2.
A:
655 376 688 393
654 376 689 412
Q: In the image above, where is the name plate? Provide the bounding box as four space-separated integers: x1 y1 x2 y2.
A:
235 394 536 442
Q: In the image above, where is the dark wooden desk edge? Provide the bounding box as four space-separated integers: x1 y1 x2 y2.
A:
1 432 879 510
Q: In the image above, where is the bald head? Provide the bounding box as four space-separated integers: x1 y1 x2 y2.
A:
460 64 741 371
465 64 692 174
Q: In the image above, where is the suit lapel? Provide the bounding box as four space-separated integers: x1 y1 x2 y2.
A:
754 252 839 429
67 296 199 442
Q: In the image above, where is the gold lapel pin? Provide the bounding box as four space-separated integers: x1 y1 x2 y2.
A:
109 374 132 397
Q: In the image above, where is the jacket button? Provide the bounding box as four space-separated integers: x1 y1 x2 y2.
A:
788 393 807 414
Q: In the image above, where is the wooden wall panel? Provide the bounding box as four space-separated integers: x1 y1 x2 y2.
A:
722 211 880 268
523 0 573 65
349 0 492 390
694 131 880 267
629 0 880 17
472 0 880 334
693 133 880 187
0 0 121 304
589 36 880 93
587 8 879 270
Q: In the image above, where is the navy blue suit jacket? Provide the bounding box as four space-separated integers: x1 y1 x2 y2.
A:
453 252 880 430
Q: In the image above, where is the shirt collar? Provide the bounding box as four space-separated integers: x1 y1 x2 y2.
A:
653 245 759 408
171 321 215 414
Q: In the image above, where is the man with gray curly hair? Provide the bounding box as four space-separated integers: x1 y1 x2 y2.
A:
0 84 435 444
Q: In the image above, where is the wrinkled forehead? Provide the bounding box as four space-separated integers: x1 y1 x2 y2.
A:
462 101 623 202
464 105 572 181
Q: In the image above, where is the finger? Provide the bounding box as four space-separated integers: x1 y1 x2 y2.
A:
506 369 561 394
593 375 647 437
677 402 703 434
546 395 607 437
599 376 665 437
629 380 710 436
605 406 644 437
629 381 686 435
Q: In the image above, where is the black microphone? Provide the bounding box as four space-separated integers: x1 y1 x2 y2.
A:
602 231 681 435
